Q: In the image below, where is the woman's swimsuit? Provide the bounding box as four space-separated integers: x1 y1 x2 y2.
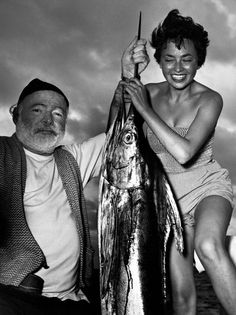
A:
146 125 234 226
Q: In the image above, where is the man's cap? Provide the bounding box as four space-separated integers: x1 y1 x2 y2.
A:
17 78 69 107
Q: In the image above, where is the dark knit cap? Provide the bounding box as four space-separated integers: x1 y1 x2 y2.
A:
17 78 69 107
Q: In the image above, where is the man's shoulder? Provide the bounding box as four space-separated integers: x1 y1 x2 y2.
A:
0 134 17 150
80 133 106 148
62 133 106 159
0 135 13 141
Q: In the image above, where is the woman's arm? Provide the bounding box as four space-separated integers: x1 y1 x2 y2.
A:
106 37 150 132
123 78 223 164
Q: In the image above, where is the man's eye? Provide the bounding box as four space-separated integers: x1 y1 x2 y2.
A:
53 111 65 119
54 112 63 117
32 108 41 113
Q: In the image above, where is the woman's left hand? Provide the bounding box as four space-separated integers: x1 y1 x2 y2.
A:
121 78 150 114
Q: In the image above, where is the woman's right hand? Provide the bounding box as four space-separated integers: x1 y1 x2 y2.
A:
121 37 150 79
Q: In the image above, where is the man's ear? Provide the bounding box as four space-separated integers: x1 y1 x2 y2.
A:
12 107 19 124
9 104 19 124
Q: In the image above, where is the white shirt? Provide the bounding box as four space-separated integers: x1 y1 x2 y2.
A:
23 133 105 300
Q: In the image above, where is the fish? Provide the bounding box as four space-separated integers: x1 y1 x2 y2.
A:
98 101 184 315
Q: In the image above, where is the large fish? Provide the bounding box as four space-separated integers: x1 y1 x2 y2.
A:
98 100 184 315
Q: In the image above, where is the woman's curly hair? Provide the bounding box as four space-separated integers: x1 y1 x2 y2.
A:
150 9 209 67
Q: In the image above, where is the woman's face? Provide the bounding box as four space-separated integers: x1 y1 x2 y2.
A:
159 39 199 90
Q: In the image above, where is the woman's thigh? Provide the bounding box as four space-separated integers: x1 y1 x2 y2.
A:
194 195 233 243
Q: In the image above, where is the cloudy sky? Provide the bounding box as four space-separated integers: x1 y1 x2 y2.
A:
1 0 236 254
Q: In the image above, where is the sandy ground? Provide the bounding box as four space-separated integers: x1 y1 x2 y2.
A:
89 268 223 314
194 268 222 314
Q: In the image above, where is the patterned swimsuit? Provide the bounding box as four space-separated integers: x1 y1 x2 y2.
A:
145 125 234 226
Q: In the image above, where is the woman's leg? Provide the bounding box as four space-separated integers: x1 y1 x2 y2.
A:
194 195 236 315
169 224 196 315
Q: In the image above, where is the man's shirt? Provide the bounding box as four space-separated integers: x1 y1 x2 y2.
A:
23 133 105 301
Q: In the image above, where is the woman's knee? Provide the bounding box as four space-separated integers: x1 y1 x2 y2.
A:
172 281 196 312
195 235 225 263
173 285 195 303
171 269 196 307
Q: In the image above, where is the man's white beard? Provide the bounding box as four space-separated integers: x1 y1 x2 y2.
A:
16 118 65 155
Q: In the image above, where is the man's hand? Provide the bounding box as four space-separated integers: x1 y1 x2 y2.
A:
121 36 150 79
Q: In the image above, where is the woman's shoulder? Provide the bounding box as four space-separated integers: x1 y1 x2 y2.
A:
194 81 222 100
192 82 223 122
194 81 223 109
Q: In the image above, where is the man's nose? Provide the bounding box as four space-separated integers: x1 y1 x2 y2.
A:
42 112 53 125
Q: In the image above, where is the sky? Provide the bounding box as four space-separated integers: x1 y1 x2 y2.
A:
0 0 236 256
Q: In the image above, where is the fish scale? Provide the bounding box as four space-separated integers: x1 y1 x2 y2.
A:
98 104 184 314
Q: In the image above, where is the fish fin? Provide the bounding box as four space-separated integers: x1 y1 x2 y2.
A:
162 222 171 302
164 177 184 254
98 180 118 299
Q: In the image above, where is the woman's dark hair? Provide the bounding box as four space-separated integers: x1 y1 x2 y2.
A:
150 9 209 67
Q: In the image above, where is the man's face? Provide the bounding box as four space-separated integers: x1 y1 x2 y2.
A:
16 90 68 155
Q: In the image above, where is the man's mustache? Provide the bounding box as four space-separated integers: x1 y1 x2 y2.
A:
35 128 57 136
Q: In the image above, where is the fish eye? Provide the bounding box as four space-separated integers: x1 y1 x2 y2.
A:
123 131 136 144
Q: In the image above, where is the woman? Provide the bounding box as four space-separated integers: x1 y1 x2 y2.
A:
122 9 236 315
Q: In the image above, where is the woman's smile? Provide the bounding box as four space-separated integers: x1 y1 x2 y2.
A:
160 39 199 89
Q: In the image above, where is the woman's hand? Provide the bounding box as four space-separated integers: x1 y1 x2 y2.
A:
121 78 150 115
112 81 132 105
121 37 150 79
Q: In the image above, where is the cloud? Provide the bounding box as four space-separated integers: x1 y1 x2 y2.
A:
200 0 236 63
65 99 110 142
195 61 236 133
209 0 236 37
0 107 15 136
215 127 236 184
0 1 235 182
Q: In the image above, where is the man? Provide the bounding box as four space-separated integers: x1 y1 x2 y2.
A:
0 37 149 315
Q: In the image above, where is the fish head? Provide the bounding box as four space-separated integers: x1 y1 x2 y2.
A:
105 114 148 189
113 115 138 167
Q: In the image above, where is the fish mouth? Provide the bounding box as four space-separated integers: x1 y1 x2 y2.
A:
111 156 135 169
112 161 132 170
